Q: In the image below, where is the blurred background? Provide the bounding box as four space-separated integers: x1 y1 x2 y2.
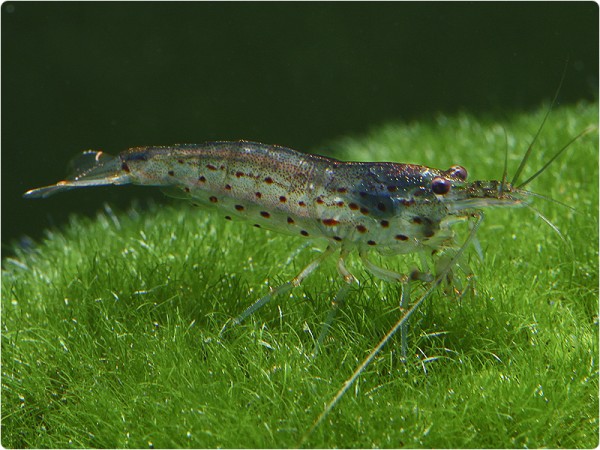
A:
2 2 598 248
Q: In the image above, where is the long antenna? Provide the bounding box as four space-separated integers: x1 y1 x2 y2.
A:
516 126 596 189
511 62 569 186
500 126 509 194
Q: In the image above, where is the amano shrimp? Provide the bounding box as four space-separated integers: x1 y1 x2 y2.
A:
21 142 513 327
24 128 585 348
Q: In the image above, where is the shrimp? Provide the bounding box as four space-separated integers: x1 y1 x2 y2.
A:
23 128 587 342
21 141 519 323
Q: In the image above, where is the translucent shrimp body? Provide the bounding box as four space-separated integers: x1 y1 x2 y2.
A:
25 139 537 353
24 141 525 257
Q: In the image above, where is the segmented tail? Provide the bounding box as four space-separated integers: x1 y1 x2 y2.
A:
23 151 131 199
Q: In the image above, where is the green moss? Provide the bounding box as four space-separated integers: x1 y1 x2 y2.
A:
3 102 598 448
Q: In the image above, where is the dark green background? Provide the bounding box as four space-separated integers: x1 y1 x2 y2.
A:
3 2 598 248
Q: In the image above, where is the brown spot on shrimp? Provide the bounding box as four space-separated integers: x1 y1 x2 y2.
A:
322 218 339 226
356 225 367 233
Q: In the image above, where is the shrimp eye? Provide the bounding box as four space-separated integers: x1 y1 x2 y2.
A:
431 177 451 195
448 165 468 180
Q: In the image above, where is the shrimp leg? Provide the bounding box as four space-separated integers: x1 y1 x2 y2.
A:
300 213 485 447
314 247 358 355
359 251 415 358
223 245 337 333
